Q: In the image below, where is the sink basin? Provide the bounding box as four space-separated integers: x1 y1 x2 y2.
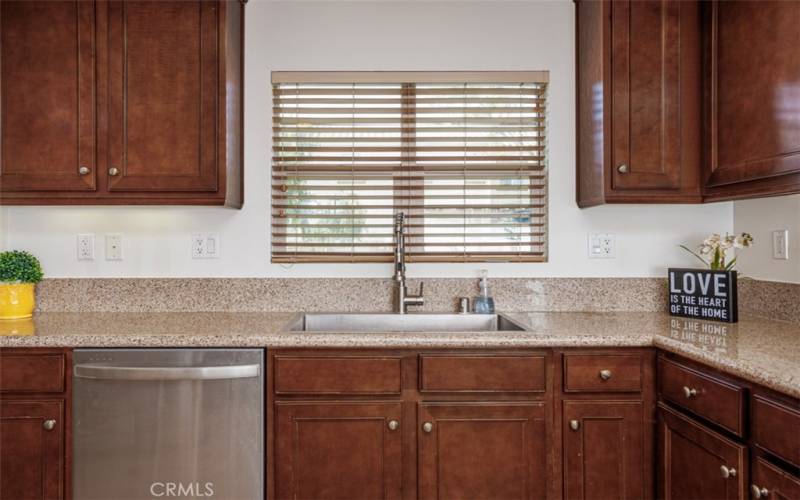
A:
291 313 526 332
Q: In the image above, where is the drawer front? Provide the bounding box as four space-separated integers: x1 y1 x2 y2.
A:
563 353 643 392
0 353 66 394
419 354 546 393
274 356 402 395
752 395 800 467
658 357 745 436
752 457 800 500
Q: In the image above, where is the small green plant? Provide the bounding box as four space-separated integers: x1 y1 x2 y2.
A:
0 250 44 284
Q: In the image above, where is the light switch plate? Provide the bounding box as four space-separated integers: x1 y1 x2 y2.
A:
105 233 123 260
77 234 95 260
588 233 615 259
772 229 789 260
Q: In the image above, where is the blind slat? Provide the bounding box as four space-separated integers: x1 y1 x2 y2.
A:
273 107 544 115
273 87 545 96
274 146 543 153
274 126 544 134
273 116 545 125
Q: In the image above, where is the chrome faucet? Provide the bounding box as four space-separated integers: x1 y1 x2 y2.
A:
393 212 424 314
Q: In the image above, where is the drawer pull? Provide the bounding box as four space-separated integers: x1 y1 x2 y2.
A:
751 485 769 498
43 419 56 431
569 419 580 431
78 166 90 175
422 422 433 433
599 369 612 380
720 465 736 479
387 420 399 431
617 163 629 174
683 386 698 398
108 167 120 176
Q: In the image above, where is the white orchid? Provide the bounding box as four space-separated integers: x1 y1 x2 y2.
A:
680 232 753 271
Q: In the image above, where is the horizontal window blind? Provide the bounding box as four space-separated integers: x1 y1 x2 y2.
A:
272 72 548 263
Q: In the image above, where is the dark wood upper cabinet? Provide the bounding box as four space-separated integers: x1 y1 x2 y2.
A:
563 400 647 500
577 0 800 206
576 0 702 207
106 1 219 194
0 0 244 207
274 401 403 500
658 403 747 500
702 0 800 201
0 0 96 193
418 402 547 500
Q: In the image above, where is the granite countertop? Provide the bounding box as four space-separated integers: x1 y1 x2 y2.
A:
0 311 798 398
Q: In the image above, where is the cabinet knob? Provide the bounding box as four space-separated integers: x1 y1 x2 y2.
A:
108 167 120 176
78 166 90 175
43 419 56 431
751 485 769 498
422 422 433 433
569 419 580 431
720 465 736 479
683 386 698 398
387 420 400 431
599 369 612 381
617 163 629 174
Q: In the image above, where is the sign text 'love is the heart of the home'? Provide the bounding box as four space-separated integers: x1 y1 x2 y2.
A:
668 268 738 323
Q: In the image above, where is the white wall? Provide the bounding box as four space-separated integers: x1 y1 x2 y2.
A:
734 195 800 284
0 206 7 251
4 0 733 278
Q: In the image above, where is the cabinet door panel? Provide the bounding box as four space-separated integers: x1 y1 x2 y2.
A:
418 402 547 500
563 400 645 500
752 457 800 500
0 0 95 192
659 404 746 500
611 0 682 190
706 1 800 189
107 0 218 192
0 400 64 500
275 401 402 500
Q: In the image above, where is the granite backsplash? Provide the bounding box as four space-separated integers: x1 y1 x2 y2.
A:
33 277 799 322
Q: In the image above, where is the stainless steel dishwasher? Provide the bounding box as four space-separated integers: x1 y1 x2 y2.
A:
73 349 263 499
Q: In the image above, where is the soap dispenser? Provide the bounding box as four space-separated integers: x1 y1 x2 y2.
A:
473 270 495 314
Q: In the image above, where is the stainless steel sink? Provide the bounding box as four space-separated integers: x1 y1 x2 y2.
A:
290 313 526 332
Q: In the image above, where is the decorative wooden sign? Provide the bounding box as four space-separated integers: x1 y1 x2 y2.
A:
668 268 738 323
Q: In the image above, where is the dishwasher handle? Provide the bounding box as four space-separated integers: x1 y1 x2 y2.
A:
74 363 260 381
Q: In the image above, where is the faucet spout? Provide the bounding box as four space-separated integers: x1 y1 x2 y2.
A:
392 212 423 314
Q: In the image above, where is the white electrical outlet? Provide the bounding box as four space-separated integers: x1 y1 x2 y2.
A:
105 233 123 260
772 229 789 260
588 233 616 259
77 234 95 260
191 233 220 259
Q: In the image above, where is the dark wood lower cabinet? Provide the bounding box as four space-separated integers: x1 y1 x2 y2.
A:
658 403 746 500
274 401 403 500
417 402 547 500
0 400 65 500
563 400 646 500
751 457 800 500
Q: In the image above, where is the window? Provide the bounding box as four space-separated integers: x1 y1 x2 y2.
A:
271 71 548 263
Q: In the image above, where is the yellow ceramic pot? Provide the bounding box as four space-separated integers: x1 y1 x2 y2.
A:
0 283 36 320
